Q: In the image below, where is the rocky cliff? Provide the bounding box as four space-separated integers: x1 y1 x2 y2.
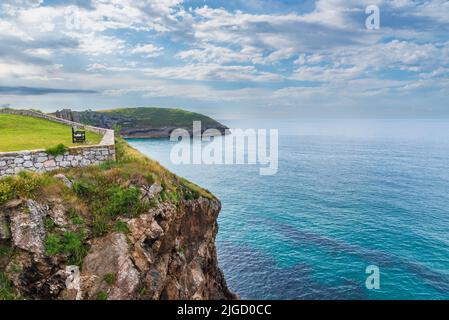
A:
0 139 236 300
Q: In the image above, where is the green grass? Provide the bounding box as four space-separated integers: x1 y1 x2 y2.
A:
114 220 129 234
0 272 18 300
103 273 116 285
97 291 108 300
0 114 103 152
44 231 88 266
97 107 226 129
45 143 69 156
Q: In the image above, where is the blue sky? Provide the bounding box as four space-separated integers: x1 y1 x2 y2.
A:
0 0 448 122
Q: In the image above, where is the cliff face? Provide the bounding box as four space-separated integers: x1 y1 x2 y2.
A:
0 198 235 300
0 139 236 300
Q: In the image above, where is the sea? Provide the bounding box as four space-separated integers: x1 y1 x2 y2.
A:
127 119 449 300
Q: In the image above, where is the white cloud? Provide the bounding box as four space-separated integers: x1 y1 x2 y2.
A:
131 44 164 57
25 48 53 57
141 63 283 82
66 32 126 56
104 83 270 102
0 0 448 113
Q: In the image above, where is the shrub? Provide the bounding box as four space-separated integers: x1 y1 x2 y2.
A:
45 144 68 156
114 221 129 234
103 273 116 285
0 181 15 205
73 180 94 198
97 291 108 300
0 172 52 202
14 174 42 198
62 232 87 265
45 232 87 266
43 217 56 230
0 243 12 258
92 213 110 237
68 209 84 225
98 160 117 170
106 185 140 217
45 234 62 256
0 272 18 300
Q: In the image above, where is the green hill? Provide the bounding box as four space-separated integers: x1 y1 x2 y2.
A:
55 107 229 138
100 108 225 128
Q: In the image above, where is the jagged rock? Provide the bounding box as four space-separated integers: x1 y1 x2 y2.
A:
49 204 68 227
140 254 170 299
0 214 11 239
127 214 165 243
54 174 73 188
10 200 46 255
3 199 23 209
134 199 236 300
81 233 140 300
127 213 166 272
1 196 237 300
6 251 66 299
189 262 206 300
140 183 163 203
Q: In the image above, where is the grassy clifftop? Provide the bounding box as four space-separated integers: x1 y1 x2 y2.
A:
99 107 226 129
0 114 102 152
0 137 214 209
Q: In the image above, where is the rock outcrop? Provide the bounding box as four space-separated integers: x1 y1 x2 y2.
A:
0 196 236 300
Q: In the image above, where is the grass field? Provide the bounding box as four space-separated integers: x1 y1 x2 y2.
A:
0 114 103 152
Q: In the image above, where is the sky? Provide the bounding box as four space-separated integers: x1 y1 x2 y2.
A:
0 0 448 123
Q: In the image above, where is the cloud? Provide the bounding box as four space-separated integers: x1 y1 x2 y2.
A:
0 86 97 95
131 44 164 57
141 63 283 82
66 32 126 56
0 0 448 116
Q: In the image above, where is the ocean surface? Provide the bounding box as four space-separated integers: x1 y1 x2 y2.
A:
127 120 449 299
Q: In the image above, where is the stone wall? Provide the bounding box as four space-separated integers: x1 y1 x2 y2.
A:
0 109 116 177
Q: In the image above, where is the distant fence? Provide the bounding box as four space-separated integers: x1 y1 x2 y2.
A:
0 109 115 177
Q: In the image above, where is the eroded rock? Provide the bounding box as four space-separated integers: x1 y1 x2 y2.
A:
54 174 73 188
140 183 163 203
49 204 68 227
0 214 11 239
81 233 140 300
1 196 237 300
10 200 46 255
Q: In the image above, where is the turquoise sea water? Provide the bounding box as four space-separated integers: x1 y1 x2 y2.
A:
127 120 449 299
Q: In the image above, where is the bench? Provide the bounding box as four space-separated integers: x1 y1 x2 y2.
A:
72 127 86 143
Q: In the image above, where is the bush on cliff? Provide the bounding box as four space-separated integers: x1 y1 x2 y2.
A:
45 143 68 156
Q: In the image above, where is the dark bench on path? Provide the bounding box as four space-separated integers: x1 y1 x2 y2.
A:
72 127 86 143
